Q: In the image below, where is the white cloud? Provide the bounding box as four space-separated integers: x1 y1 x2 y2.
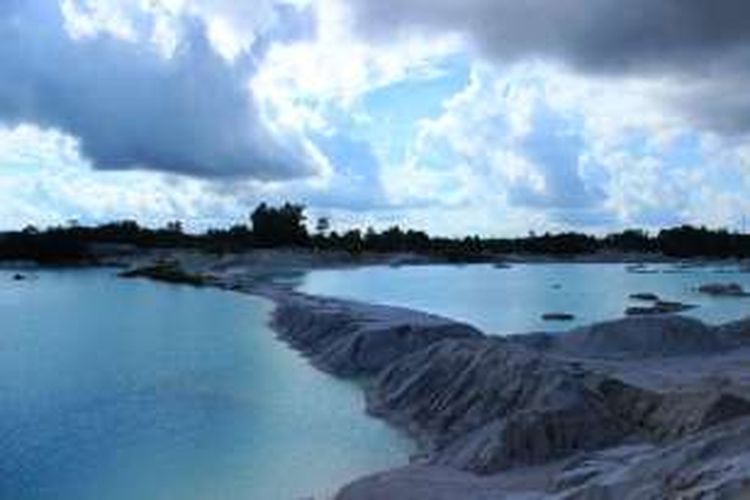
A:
0 0 322 179
251 0 463 131
0 125 257 230
60 0 290 60
389 59 750 231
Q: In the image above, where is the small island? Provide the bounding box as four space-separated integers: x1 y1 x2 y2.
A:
541 312 575 321
629 292 660 301
698 282 750 297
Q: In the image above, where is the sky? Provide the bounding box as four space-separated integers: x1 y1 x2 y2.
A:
1 0 750 236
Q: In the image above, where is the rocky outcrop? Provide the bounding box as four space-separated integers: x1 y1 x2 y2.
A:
340 417 750 500
336 418 750 500
513 315 725 359
366 339 633 472
364 335 750 476
629 293 660 302
594 378 750 441
715 317 750 348
119 261 216 287
698 282 750 297
541 313 575 321
625 300 697 316
336 464 559 500
548 415 750 499
270 293 483 377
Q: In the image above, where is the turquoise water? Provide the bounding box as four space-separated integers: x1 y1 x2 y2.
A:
0 269 412 500
300 263 750 335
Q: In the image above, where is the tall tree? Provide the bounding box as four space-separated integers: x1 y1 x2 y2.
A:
250 202 309 247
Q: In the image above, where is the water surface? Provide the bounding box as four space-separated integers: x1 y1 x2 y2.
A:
0 269 412 500
301 263 750 334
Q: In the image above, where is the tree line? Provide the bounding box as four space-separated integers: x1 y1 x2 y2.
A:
2 202 750 264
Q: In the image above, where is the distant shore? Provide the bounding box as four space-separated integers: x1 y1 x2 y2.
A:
5 244 747 270
0 235 750 276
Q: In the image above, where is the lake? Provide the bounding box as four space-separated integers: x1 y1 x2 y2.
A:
300 263 750 335
0 269 412 500
5 262 750 500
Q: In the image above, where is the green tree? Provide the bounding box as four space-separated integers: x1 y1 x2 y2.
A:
315 217 331 236
250 202 309 247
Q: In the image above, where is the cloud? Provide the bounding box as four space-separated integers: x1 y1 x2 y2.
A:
392 59 750 232
0 0 319 179
346 0 750 136
403 64 610 214
347 0 750 71
509 100 605 209
302 132 388 210
0 125 258 230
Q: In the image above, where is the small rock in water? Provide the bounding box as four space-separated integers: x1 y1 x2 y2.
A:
542 312 575 321
629 292 660 302
698 282 750 297
551 283 562 290
626 300 696 316
626 264 658 274
626 306 656 316
12 273 26 281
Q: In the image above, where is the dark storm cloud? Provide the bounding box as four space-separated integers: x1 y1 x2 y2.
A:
668 73 750 136
0 0 317 179
348 0 750 72
349 0 750 134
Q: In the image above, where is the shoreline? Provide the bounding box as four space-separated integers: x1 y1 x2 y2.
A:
6 245 750 270
212 262 750 498
15 251 750 498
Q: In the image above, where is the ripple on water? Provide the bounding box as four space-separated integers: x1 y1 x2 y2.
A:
0 268 412 500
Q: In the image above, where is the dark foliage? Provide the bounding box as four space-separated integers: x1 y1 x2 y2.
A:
250 203 308 248
0 228 91 264
657 226 750 258
2 203 750 264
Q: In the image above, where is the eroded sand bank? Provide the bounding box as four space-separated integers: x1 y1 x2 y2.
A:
120 251 750 499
